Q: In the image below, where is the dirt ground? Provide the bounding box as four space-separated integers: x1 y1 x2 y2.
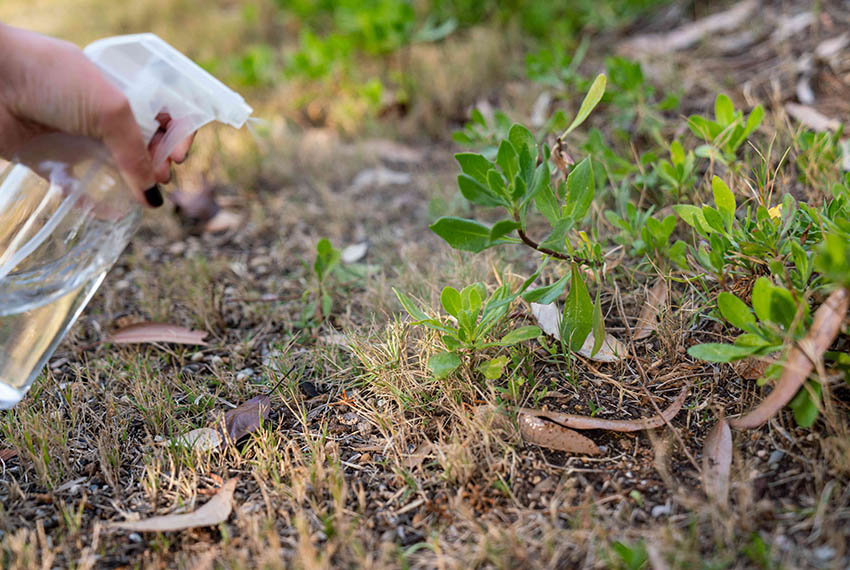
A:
2 1 850 568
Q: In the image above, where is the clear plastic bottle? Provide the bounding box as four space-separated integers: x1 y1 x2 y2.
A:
0 34 252 408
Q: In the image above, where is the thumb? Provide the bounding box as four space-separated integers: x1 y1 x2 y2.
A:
94 87 162 207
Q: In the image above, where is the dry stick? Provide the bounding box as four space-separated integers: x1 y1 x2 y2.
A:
729 287 850 429
612 280 700 471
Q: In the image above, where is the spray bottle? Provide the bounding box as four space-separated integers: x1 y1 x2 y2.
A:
0 33 252 408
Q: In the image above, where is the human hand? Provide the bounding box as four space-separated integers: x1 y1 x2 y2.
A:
0 24 193 207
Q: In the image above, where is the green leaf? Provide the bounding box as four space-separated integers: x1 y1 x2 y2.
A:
428 351 461 379
393 288 436 323
496 139 518 182
455 153 491 184
440 287 462 318
673 204 709 236
670 140 685 165
533 178 559 226
508 124 537 176
478 355 509 380
500 325 541 345
743 104 764 138
522 273 570 303
522 162 551 208
718 292 756 331
457 174 505 207
563 157 594 222
715 94 734 125
563 73 606 136
442 334 461 351
751 277 799 330
591 286 605 356
687 343 759 362
562 263 594 351
314 238 340 280
789 380 821 428
712 176 736 227
490 220 521 241
430 217 504 252
702 206 725 233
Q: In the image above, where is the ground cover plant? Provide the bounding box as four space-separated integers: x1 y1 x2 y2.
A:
1 0 850 568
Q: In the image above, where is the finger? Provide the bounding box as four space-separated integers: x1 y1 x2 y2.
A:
95 87 159 207
169 132 195 164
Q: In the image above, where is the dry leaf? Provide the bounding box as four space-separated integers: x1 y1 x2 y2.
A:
530 91 553 128
519 413 601 455
0 447 17 462
173 428 223 452
109 478 237 532
531 302 627 362
577 332 628 362
618 0 756 55
108 323 209 346
222 395 272 441
815 33 850 61
785 103 841 132
341 242 368 264
634 278 668 340
361 139 423 163
518 387 688 432
730 287 850 429
702 418 732 505
350 167 411 193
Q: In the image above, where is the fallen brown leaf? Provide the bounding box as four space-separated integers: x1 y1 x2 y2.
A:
618 0 756 55
173 428 223 452
519 413 601 455
517 387 688 432
702 418 732 505
222 395 272 441
0 447 17 462
730 287 850 430
634 278 668 340
785 103 842 132
109 478 237 532
108 323 209 346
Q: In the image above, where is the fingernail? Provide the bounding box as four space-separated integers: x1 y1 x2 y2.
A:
144 184 163 208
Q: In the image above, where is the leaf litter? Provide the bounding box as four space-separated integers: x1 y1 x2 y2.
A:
108 478 238 532
107 323 209 346
531 302 628 362
633 278 668 340
702 418 732 505
730 287 849 429
519 413 601 455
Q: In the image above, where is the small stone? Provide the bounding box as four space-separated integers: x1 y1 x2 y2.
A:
236 368 255 382
167 241 187 255
191 351 204 362
651 504 671 518
768 450 784 465
757 449 767 459
114 279 131 291
128 533 143 543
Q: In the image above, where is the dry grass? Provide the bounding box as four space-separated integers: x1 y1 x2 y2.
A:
2 0 850 568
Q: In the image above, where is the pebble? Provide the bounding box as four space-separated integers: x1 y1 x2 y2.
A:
167 241 186 256
128 533 143 543
236 368 255 382
191 351 205 362
757 449 767 459
651 504 671 518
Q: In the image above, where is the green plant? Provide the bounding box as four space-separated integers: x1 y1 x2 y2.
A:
610 540 648 570
302 238 341 325
688 93 764 166
654 139 696 199
394 282 540 378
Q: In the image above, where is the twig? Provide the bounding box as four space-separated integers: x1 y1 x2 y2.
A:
517 228 601 267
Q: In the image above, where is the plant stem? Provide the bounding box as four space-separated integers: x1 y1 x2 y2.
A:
517 228 601 267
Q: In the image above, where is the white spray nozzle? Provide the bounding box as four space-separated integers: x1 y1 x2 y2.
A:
83 33 253 166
